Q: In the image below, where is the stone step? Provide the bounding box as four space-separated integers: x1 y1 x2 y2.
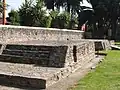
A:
0 73 46 89
6 45 53 51
0 54 49 65
0 41 96 89
4 49 50 53
0 62 60 89
0 61 81 89
0 53 95 89
0 45 52 66
2 49 50 58
111 45 120 50
0 44 70 68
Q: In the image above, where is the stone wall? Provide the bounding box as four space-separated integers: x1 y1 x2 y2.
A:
47 41 95 87
0 25 96 89
79 39 113 51
65 41 95 67
0 41 95 68
0 25 84 43
48 41 95 68
86 39 112 50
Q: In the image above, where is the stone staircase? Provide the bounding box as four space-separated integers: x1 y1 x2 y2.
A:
0 45 52 66
0 41 95 89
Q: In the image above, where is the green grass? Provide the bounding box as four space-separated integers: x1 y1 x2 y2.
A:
115 42 120 47
71 50 120 90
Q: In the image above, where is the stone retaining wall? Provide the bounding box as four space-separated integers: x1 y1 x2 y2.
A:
0 25 97 89
0 41 95 89
0 25 84 43
47 41 95 87
80 39 114 51
0 41 95 68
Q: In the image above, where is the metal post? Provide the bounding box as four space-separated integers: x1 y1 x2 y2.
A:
3 0 6 25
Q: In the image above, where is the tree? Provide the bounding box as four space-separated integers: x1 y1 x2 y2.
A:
31 0 47 27
44 0 82 13
18 0 120 39
0 0 3 13
44 0 55 10
19 0 34 26
6 10 20 25
50 11 70 28
91 0 120 39
19 0 50 27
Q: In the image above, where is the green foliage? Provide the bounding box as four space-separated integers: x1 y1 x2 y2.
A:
44 0 120 39
19 0 33 26
44 16 52 28
91 0 120 39
39 15 52 28
57 12 71 29
19 0 50 27
0 0 3 13
16 0 120 35
30 0 47 27
50 11 71 28
50 11 59 28
7 10 20 25
50 10 59 19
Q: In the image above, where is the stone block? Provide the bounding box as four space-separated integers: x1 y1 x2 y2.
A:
0 25 84 43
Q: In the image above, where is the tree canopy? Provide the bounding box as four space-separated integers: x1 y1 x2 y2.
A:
6 10 20 25
0 0 3 13
6 0 120 39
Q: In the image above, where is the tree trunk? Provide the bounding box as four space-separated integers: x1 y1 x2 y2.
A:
67 0 70 13
52 0 54 11
92 22 97 38
110 6 118 40
111 19 117 40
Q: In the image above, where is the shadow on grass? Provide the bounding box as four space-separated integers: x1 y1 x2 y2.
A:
115 42 120 46
95 51 107 56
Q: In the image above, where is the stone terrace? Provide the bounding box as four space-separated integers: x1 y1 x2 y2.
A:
0 25 84 43
0 25 104 89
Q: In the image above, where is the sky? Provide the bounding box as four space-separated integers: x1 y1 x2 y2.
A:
6 0 23 17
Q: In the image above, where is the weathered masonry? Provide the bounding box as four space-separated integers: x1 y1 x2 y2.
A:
0 25 84 43
0 25 95 89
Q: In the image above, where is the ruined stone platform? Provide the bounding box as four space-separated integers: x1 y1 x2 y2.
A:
79 39 114 51
0 40 95 89
0 25 84 43
0 25 98 89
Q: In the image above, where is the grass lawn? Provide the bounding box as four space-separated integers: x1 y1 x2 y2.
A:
115 42 120 47
70 50 120 90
